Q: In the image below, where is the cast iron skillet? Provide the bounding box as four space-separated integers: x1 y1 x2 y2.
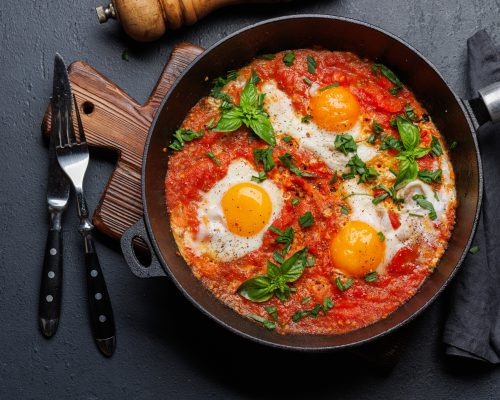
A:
121 15 500 351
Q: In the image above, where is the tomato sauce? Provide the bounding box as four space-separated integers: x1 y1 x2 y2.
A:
165 50 455 335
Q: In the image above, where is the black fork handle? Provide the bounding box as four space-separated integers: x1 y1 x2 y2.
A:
39 225 63 337
83 234 116 357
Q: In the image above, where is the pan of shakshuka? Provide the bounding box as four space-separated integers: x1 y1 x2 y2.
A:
121 16 495 350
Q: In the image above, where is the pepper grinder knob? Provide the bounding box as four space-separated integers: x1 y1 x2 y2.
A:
96 3 116 24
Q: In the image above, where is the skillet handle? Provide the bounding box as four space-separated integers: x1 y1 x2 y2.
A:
120 219 167 278
465 81 500 129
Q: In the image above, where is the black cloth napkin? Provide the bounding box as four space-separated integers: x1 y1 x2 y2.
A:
443 29 500 364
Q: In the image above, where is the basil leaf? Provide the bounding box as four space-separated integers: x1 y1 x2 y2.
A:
330 171 338 185
335 276 354 291
266 260 281 279
306 255 316 267
169 128 204 150
367 134 377 144
340 205 349 215
364 271 378 283
418 169 442 184
431 136 443 156
269 226 294 255
206 117 215 128
248 314 276 330
343 155 379 183
279 153 317 178
372 183 403 204
210 70 238 100
301 296 312 304
283 52 296 66
377 232 385 241
251 171 267 183
240 76 259 110
299 211 314 228
412 194 437 220
319 83 339 92
303 77 313 86
397 116 420 150
411 147 431 158
121 50 129 61
405 103 416 121
372 120 384 134
272 250 284 264
301 114 313 123
371 63 403 95
335 134 357 155
394 157 418 190
238 275 275 302
283 135 292 143
323 297 334 311
206 151 221 166
248 114 276 146
309 304 322 318
380 134 404 151
307 55 317 74
253 147 275 172
259 53 276 60
469 245 479 255
292 310 310 322
291 198 300 207
280 247 309 283
214 109 244 132
264 305 279 323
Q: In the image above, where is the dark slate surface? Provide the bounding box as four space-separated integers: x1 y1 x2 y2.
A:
1 1 499 398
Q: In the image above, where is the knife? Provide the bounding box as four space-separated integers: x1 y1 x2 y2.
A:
38 71 71 337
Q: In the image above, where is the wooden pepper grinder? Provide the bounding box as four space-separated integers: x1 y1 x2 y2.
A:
96 0 290 42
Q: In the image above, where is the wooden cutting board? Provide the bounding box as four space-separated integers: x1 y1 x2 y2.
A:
41 42 204 245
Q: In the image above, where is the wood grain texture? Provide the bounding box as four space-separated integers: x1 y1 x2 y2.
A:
42 42 204 245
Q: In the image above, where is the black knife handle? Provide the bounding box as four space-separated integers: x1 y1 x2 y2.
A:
39 227 63 337
84 235 116 357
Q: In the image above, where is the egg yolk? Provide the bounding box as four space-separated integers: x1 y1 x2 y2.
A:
310 86 360 132
221 182 272 237
330 221 385 277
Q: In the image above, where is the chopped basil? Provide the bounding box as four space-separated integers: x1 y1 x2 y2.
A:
169 128 204 150
404 103 416 121
210 70 238 102
409 213 424 218
431 136 443 156
336 276 354 291
238 247 310 302
418 169 442 184
269 226 294 255
273 250 284 264
303 77 313 86
282 135 293 143
469 245 480 255
301 296 312 304
254 147 275 172
301 114 313 123
206 117 215 128
319 83 339 92
307 55 317 74
335 134 357 155
367 134 377 144
259 53 276 60
390 118 397 127
372 183 402 205
291 198 300 207
121 50 129 61
251 171 267 183
364 271 379 283
450 141 458 150
371 63 403 95
283 52 296 66
299 211 314 228
264 305 280 323
214 71 275 146
279 153 317 178
377 232 385 242
342 155 379 183
340 204 349 215
380 134 404 151
323 297 334 311
412 194 437 220
306 255 316 267
247 314 276 330
206 151 221 166
292 310 310 322
330 171 338 185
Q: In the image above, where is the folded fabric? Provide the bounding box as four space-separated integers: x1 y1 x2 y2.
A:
443 29 500 364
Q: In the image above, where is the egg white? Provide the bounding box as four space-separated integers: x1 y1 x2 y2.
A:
188 159 284 262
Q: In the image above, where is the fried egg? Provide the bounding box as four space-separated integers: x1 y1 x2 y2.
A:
263 82 377 171
189 159 284 261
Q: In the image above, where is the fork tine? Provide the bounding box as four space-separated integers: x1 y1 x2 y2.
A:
73 95 87 144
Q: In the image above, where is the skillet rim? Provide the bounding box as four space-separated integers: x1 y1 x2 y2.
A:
140 14 484 351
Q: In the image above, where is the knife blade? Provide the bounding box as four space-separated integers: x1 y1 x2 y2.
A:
38 56 71 338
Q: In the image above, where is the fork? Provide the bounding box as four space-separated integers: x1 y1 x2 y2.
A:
53 87 116 357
